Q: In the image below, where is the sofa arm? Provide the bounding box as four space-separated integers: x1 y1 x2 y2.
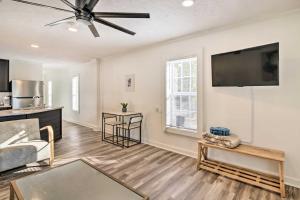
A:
40 126 54 166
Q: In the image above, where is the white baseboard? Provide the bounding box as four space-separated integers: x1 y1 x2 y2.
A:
143 139 197 158
63 118 100 131
285 176 300 188
143 139 300 188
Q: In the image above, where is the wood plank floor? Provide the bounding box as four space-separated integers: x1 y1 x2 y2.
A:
0 121 299 200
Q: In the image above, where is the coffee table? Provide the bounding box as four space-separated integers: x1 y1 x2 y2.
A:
10 159 148 200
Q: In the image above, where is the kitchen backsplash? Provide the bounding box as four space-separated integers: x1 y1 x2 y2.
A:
0 92 11 104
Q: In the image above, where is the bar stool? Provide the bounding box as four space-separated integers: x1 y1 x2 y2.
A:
117 114 143 148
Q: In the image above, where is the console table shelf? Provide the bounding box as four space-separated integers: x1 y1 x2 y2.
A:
197 139 285 198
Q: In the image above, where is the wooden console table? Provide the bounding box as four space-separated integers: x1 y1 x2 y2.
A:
197 139 285 198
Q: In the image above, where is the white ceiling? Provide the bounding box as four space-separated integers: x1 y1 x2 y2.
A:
0 0 300 64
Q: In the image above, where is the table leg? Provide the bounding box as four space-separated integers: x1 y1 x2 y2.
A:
203 147 208 160
128 129 131 147
122 116 125 148
9 184 14 200
197 143 202 170
117 116 121 145
116 126 119 145
278 161 286 198
101 113 104 141
139 125 142 144
112 125 115 144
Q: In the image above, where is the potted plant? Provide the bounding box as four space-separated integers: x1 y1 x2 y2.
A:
121 103 128 112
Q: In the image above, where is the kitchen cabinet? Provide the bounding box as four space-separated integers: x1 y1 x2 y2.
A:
0 59 9 92
27 109 62 141
0 107 12 111
0 114 26 122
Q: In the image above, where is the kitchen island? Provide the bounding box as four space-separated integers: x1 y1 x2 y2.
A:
0 107 63 142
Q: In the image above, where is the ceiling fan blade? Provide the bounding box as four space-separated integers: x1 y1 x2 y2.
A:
94 18 136 35
75 0 86 9
88 24 100 37
60 0 79 11
93 12 150 19
86 0 99 11
11 0 74 13
45 16 76 26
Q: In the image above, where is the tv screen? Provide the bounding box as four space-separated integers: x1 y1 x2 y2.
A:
212 43 279 87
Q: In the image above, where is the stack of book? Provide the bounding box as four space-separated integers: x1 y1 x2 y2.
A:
210 127 230 136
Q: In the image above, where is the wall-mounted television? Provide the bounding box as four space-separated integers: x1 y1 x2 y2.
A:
212 43 279 87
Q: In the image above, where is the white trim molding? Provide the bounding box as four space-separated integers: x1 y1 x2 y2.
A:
162 51 204 139
143 138 197 158
63 119 100 132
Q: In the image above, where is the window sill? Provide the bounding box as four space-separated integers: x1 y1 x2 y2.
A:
164 127 201 139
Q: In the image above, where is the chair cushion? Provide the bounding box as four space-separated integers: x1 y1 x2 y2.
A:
117 123 141 130
0 140 50 172
130 116 143 123
105 121 124 126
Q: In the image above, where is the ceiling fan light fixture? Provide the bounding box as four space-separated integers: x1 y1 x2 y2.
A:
182 0 194 7
68 27 78 32
30 44 39 48
12 0 150 37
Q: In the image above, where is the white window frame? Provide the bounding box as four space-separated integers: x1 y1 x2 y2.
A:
163 55 203 138
72 75 80 112
47 81 53 107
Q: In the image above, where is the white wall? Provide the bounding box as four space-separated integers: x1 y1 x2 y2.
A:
44 59 99 129
100 12 300 187
0 59 43 100
9 59 43 81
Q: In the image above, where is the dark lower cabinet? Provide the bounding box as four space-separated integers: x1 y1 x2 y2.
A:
0 109 62 142
0 114 27 122
27 109 62 142
0 107 12 111
0 59 9 92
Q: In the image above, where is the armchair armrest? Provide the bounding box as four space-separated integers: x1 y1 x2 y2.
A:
40 126 54 166
40 126 54 142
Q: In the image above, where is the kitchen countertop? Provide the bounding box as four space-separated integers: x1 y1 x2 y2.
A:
0 105 12 108
0 106 64 117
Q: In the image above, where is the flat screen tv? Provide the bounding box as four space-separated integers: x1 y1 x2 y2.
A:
212 43 279 87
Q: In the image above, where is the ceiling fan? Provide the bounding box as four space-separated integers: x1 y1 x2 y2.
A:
11 0 150 37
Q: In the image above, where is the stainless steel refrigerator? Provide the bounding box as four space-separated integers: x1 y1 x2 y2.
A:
12 80 44 109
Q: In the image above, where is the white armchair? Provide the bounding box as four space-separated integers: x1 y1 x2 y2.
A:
0 119 54 172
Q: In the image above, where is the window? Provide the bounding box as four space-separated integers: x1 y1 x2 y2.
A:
47 81 53 107
72 76 80 112
166 57 197 132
